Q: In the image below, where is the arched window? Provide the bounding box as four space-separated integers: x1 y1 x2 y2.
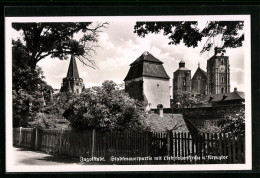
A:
221 77 224 83
221 59 224 65
221 87 224 93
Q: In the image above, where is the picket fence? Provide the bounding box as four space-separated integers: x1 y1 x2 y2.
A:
13 128 245 164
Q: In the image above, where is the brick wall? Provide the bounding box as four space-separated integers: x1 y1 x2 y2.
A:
183 104 245 132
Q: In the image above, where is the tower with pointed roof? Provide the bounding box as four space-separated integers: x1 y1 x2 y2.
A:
173 60 191 94
60 55 84 94
191 63 207 94
124 51 170 109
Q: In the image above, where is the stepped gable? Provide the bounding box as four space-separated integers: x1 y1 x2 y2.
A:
124 51 170 81
66 54 80 78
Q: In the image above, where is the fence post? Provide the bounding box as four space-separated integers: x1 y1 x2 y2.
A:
91 129 96 157
31 128 36 150
19 127 22 146
167 130 173 164
145 131 152 164
59 129 63 154
36 129 43 151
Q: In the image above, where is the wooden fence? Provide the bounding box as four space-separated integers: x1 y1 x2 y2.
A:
13 128 245 164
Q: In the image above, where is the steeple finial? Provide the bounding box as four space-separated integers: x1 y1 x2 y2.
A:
198 62 200 68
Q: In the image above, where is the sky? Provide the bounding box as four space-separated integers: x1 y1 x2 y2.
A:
13 20 245 96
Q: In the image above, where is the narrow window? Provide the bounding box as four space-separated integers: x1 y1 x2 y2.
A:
221 87 224 93
221 59 224 65
221 77 224 83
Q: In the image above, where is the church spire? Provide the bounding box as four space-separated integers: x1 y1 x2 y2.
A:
66 54 80 78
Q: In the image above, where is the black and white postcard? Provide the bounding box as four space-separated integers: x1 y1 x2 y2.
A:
5 15 251 172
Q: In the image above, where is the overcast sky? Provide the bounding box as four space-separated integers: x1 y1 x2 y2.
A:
13 21 245 95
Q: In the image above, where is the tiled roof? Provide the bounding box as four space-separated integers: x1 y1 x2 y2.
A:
130 51 163 66
124 51 170 81
192 66 207 80
201 91 245 102
176 67 191 71
66 55 80 78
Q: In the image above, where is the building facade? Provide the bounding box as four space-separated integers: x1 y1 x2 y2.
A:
206 48 230 94
173 60 191 94
60 55 84 94
124 51 170 109
173 47 231 96
191 64 207 95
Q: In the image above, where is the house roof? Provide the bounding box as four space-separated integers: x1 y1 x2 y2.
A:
192 66 207 80
175 67 191 71
130 51 163 66
66 54 80 78
124 51 170 81
201 90 245 103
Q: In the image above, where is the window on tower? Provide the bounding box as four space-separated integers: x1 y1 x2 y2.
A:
221 77 224 83
221 87 224 93
221 59 224 65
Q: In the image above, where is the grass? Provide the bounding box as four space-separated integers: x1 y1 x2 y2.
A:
144 113 189 133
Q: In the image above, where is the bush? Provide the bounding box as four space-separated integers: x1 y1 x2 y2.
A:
13 90 44 127
28 112 67 129
218 109 245 135
67 80 147 131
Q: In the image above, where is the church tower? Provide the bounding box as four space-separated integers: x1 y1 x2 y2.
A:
60 55 84 94
206 47 230 94
173 60 191 94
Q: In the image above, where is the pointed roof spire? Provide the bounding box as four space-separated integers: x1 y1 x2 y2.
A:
198 62 200 68
66 55 80 78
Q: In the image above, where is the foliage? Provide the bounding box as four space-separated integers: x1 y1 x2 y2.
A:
12 39 47 93
218 109 245 135
134 21 244 52
12 90 45 127
172 91 205 109
12 22 108 69
67 80 147 131
28 112 68 130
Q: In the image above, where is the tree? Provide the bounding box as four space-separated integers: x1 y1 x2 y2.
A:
218 109 245 136
12 90 45 127
134 21 244 52
12 22 108 69
67 80 147 131
172 91 205 110
12 39 46 92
